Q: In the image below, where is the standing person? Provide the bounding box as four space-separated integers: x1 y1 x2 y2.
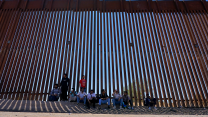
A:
49 84 61 101
123 91 133 109
144 93 157 110
69 88 77 102
86 90 97 109
77 88 87 105
112 89 123 109
60 73 70 101
99 89 110 109
79 75 86 92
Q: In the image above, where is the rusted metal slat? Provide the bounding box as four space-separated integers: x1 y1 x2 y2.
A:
0 9 27 99
120 11 129 95
92 10 96 92
35 9 54 101
8 10 28 100
22 9 40 100
96 10 99 95
76 9 85 93
65 9 74 92
0 9 5 31
88 10 93 93
107 10 112 99
114 10 121 93
145 11 161 107
168 10 195 107
0 9 21 99
26 10 46 100
32 9 50 100
143 11 159 106
15 10 37 100
192 11 208 88
178 11 203 107
18 9 39 100
0 9 14 71
108 10 115 97
42 10 58 101
68 9 78 92
29 9 47 100
141 11 154 101
161 10 187 107
197 10 208 50
51 9 66 97
73 9 83 92
70 10 80 93
134 10 145 106
103 11 107 92
153 10 174 107
11 10 31 100
93 9 97 93
123 10 135 104
4 10 22 99
110 11 116 93
130 11 142 106
117 10 124 95
100 11 103 90
38 9 55 101
0 10 10 44
172 11 198 107
57 9 70 99
45 9 62 100
184 10 206 107
137 11 151 105
81 9 89 92
79 9 87 93
165 10 191 107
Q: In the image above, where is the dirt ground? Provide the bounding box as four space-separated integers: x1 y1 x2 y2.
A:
0 112 206 117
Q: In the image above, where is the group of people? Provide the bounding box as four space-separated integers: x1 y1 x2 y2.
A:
50 73 157 109
49 74 85 101
69 88 133 109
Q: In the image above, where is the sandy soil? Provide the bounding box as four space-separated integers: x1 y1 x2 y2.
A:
0 112 206 117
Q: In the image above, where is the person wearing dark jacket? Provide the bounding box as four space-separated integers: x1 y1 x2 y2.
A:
99 89 110 109
122 91 133 109
60 73 70 101
144 93 157 110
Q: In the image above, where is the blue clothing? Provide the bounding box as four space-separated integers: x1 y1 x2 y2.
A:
99 98 110 105
113 98 123 106
70 91 77 97
50 88 61 97
77 96 86 105
145 98 156 106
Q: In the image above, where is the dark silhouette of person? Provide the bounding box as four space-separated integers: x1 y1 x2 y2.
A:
60 73 70 101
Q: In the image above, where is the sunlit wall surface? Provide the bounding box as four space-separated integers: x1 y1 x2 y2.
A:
0 9 207 107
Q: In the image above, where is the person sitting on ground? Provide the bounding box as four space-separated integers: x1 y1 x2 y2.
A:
69 88 77 102
144 93 157 110
112 89 123 109
123 91 133 109
86 89 97 109
49 84 61 101
99 89 110 109
77 87 87 105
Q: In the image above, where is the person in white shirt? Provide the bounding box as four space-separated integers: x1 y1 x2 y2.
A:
86 89 97 109
77 87 87 105
112 89 123 109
